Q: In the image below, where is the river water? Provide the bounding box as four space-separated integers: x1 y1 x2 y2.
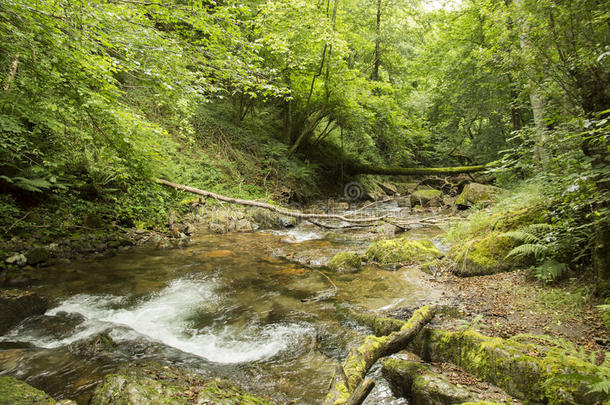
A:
0 208 444 404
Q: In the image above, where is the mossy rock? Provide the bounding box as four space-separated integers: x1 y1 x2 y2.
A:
328 252 362 273
366 238 442 265
489 206 546 231
455 183 505 209
0 376 74 405
448 231 520 276
410 328 610 404
91 362 271 405
0 289 48 334
25 247 50 266
382 357 484 404
410 189 443 207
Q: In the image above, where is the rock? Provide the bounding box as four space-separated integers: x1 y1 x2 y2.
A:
0 376 76 404
382 357 483 404
248 208 296 229
235 218 255 232
455 183 505 209
5 253 26 266
0 289 48 334
377 182 399 196
327 252 362 273
410 189 443 208
375 223 397 237
90 362 270 405
448 231 521 276
410 328 610 405
396 197 410 207
366 238 443 265
182 223 196 235
24 247 50 266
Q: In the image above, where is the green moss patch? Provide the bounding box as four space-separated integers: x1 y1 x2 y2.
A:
328 252 362 273
455 183 505 208
411 328 610 404
0 376 66 404
448 231 520 276
91 362 270 405
410 189 443 207
366 238 442 265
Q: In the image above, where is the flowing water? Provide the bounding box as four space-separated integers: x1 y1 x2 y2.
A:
0 207 444 404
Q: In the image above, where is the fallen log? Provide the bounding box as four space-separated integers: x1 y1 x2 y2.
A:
155 179 385 224
324 306 436 405
348 163 493 176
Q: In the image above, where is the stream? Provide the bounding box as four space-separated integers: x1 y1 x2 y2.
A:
0 203 446 404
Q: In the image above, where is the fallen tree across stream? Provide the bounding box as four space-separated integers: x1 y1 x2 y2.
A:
347 163 494 176
156 179 461 230
156 178 386 224
324 306 437 405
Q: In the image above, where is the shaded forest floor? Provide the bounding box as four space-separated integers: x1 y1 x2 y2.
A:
431 269 609 359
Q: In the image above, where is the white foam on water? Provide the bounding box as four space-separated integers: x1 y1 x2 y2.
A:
7 278 312 364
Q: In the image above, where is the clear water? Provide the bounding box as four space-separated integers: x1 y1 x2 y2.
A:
0 218 442 404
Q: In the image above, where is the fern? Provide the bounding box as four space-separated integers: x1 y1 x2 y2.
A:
588 379 610 395
534 260 568 282
501 230 541 244
505 243 548 259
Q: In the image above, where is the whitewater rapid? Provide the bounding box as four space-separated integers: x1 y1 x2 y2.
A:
4 277 313 364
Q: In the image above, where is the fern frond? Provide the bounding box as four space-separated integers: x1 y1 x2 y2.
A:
534 260 567 282
502 230 541 244
587 379 610 394
506 243 548 259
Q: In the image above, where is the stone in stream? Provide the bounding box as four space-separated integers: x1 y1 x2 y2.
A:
0 376 76 405
366 238 443 265
0 289 48 334
90 362 271 405
327 251 362 273
410 189 443 208
410 327 610 404
455 183 505 209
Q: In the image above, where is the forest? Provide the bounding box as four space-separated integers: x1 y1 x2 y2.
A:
0 0 609 404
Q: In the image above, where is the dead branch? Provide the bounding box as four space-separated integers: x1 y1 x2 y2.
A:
155 178 386 224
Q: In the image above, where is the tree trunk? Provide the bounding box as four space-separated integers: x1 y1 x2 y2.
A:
324 306 436 405
348 163 491 176
371 0 381 81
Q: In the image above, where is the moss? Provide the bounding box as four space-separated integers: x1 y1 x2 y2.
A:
90 362 271 405
410 189 443 207
489 205 545 231
411 328 610 404
0 376 61 404
449 231 520 276
382 357 479 404
455 183 505 208
327 252 362 273
366 238 442 265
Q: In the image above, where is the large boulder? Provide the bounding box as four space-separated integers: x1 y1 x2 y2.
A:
455 183 505 209
410 189 443 207
366 238 443 265
90 362 270 405
410 328 610 405
327 252 362 273
448 231 521 276
0 376 75 405
0 289 48 334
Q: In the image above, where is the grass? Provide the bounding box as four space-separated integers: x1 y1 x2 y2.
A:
444 180 547 243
